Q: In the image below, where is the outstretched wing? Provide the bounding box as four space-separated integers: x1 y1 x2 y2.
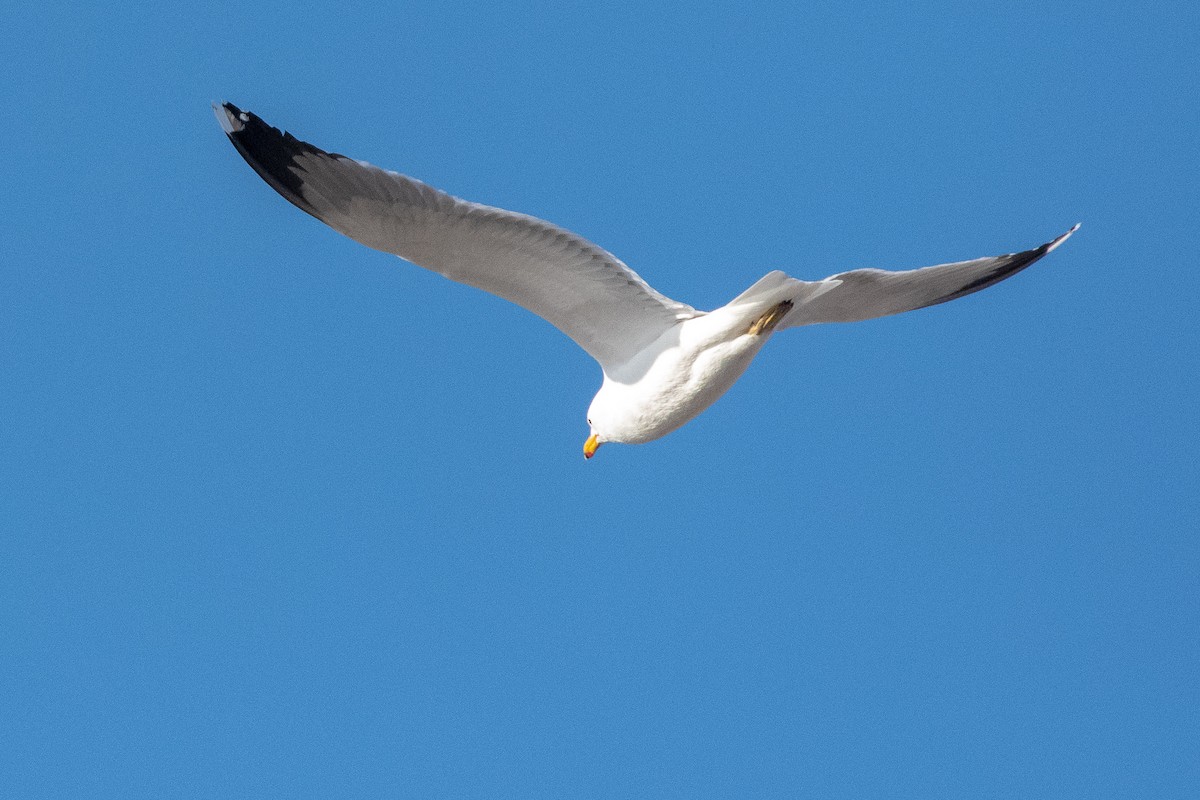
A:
215 103 697 370
782 225 1078 327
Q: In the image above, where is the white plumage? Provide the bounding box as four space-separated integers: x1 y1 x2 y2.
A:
216 102 1077 458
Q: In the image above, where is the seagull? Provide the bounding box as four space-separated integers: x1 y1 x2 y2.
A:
215 102 1078 459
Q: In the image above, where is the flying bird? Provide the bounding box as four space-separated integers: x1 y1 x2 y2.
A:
215 102 1077 459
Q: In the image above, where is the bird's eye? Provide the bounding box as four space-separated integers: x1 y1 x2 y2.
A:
587 418 592 425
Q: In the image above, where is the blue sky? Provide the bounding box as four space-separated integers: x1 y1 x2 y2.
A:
3 1 1197 797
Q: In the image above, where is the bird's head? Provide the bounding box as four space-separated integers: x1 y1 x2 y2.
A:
583 378 649 458
583 396 611 460
583 406 606 459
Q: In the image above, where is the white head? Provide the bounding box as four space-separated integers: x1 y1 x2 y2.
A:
583 396 607 459
582 379 655 459
583 382 632 459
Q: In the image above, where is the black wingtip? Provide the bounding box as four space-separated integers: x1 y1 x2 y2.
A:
214 101 326 220
931 226 1079 307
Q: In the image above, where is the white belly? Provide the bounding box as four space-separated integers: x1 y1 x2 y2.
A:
590 311 770 444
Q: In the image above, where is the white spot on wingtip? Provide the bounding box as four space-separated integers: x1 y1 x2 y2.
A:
212 101 242 135
1046 222 1081 253
213 102 236 133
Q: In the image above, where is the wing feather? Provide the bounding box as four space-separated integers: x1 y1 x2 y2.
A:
782 226 1078 327
215 103 696 370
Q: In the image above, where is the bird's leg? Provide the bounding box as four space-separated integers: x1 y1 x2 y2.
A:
747 300 794 335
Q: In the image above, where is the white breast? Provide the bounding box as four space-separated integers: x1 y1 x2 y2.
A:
589 308 771 444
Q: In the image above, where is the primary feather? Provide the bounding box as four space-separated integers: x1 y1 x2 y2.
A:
216 102 695 372
215 101 1077 455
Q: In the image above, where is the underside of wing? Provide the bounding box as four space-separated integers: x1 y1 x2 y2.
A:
215 103 697 370
782 226 1079 327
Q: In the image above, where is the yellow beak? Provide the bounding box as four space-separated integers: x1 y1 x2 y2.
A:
583 433 601 459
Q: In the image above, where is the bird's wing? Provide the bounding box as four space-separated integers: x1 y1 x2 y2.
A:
215 103 697 371
781 225 1078 328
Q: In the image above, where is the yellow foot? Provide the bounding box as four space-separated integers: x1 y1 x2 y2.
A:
747 299 794 335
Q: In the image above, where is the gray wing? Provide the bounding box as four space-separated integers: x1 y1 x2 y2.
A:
215 103 697 371
782 225 1079 327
